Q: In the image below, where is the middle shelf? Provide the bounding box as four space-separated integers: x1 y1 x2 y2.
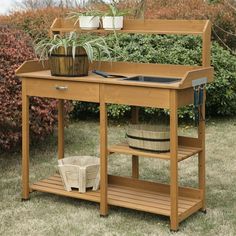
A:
108 142 202 161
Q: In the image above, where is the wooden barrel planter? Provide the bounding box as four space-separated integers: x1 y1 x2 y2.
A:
126 124 170 152
49 46 89 77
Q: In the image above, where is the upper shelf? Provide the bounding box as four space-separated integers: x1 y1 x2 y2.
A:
50 18 212 68
51 18 211 36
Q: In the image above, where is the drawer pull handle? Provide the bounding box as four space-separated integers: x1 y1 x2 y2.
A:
55 85 68 91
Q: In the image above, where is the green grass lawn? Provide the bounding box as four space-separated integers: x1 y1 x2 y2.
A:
0 118 236 236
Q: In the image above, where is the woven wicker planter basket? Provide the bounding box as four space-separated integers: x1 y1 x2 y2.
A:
58 156 100 193
49 46 89 77
127 124 170 152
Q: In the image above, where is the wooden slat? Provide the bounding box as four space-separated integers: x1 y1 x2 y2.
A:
108 175 202 199
108 189 185 213
181 67 214 89
16 60 49 74
52 19 208 35
50 18 61 30
34 181 65 190
31 183 100 202
202 21 212 67
108 143 202 162
108 185 196 208
179 201 203 222
108 197 170 216
51 28 204 35
41 179 63 186
109 143 170 160
90 61 199 78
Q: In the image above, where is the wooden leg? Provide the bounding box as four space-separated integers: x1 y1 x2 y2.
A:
58 99 64 160
198 89 206 211
132 156 139 179
22 80 30 200
131 107 139 178
100 85 108 216
170 90 179 231
198 151 205 210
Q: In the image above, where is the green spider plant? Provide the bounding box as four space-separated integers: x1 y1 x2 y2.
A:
67 8 103 26
103 3 131 17
34 32 111 62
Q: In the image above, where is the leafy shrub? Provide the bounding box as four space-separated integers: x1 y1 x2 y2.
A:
0 26 60 150
0 7 68 40
71 102 131 120
207 43 236 115
120 0 236 51
71 34 236 120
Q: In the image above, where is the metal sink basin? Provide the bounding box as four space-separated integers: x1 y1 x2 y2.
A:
123 76 181 84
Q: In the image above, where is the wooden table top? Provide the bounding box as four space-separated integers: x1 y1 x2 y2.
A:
16 60 214 90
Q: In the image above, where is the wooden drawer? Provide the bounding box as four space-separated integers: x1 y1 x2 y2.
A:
24 78 99 102
103 84 170 108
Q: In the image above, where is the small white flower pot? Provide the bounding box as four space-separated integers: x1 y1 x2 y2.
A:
79 16 100 30
102 16 124 30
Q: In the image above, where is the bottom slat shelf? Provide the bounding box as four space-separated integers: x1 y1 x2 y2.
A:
31 174 202 222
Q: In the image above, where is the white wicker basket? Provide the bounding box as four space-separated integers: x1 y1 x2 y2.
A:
127 124 170 152
58 156 100 193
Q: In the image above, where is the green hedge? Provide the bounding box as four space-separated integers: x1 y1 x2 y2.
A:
71 34 236 120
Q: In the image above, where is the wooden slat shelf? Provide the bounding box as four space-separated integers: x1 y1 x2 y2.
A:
51 19 210 36
51 28 204 35
108 143 202 161
31 174 202 220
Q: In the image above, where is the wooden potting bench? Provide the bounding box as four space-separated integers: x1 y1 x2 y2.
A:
16 19 213 231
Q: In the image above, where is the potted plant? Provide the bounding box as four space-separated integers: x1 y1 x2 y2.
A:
102 4 130 30
34 32 111 77
67 9 102 30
